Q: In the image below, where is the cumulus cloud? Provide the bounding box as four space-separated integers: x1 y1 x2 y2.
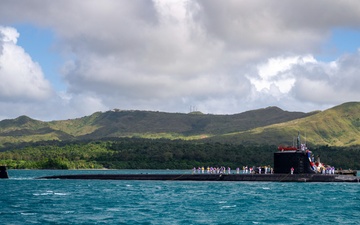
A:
245 50 360 111
195 1 360 54
292 51 360 104
0 1 360 120
0 26 53 102
249 55 316 94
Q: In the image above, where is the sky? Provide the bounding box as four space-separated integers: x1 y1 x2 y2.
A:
0 0 360 121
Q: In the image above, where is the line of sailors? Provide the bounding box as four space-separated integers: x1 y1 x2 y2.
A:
192 166 273 174
321 166 336 174
193 166 231 174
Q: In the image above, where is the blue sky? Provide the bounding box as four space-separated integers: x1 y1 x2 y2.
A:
0 1 360 121
320 28 360 62
15 24 65 91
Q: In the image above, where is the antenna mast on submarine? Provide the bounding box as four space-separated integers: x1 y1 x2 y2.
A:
296 131 301 150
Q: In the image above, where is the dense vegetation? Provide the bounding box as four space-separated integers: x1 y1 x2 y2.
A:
0 106 315 147
221 102 360 146
1 102 360 148
0 138 359 170
1 103 359 171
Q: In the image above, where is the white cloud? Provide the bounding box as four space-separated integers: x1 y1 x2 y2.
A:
0 26 18 43
0 26 53 102
249 55 316 94
0 1 360 120
292 50 360 104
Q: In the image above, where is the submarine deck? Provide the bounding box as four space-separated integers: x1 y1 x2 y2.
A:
39 173 360 182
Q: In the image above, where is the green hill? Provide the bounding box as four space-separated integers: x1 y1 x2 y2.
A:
0 106 311 146
0 102 359 147
214 102 360 146
75 107 312 140
0 115 46 130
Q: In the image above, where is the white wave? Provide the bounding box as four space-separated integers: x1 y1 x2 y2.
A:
9 177 34 180
54 192 68 196
64 211 75 214
106 208 121 212
21 212 37 216
220 205 237 209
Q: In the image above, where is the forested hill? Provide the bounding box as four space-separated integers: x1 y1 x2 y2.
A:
210 102 360 146
0 102 360 147
0 106 313 146
77 106 314 139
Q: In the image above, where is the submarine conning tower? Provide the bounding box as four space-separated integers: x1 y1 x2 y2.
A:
273 133 316 174
0 166 9 179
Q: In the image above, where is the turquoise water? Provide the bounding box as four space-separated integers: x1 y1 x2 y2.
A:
1 170 360 225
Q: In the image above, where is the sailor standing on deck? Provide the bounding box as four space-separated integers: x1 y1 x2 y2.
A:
291 167 294 175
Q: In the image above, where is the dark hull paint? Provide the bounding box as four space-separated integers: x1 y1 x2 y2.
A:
39 173 360 182
0 166 9 179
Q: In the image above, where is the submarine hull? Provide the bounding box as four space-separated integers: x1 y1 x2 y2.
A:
0 166 9 179
39 173 359 182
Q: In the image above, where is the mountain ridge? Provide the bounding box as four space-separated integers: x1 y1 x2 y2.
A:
0 102 359 147
211 102 360 146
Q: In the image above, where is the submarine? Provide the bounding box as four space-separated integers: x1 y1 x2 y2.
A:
0 165 9 179
37 173 358 182
39 133 358 182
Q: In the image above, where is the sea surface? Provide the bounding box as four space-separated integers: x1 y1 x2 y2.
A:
1 170 359 225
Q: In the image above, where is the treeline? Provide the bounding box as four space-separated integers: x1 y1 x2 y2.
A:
311 145 360 169
0 138 359 169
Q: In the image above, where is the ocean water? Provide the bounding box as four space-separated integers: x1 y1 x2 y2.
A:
1 170 359 225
